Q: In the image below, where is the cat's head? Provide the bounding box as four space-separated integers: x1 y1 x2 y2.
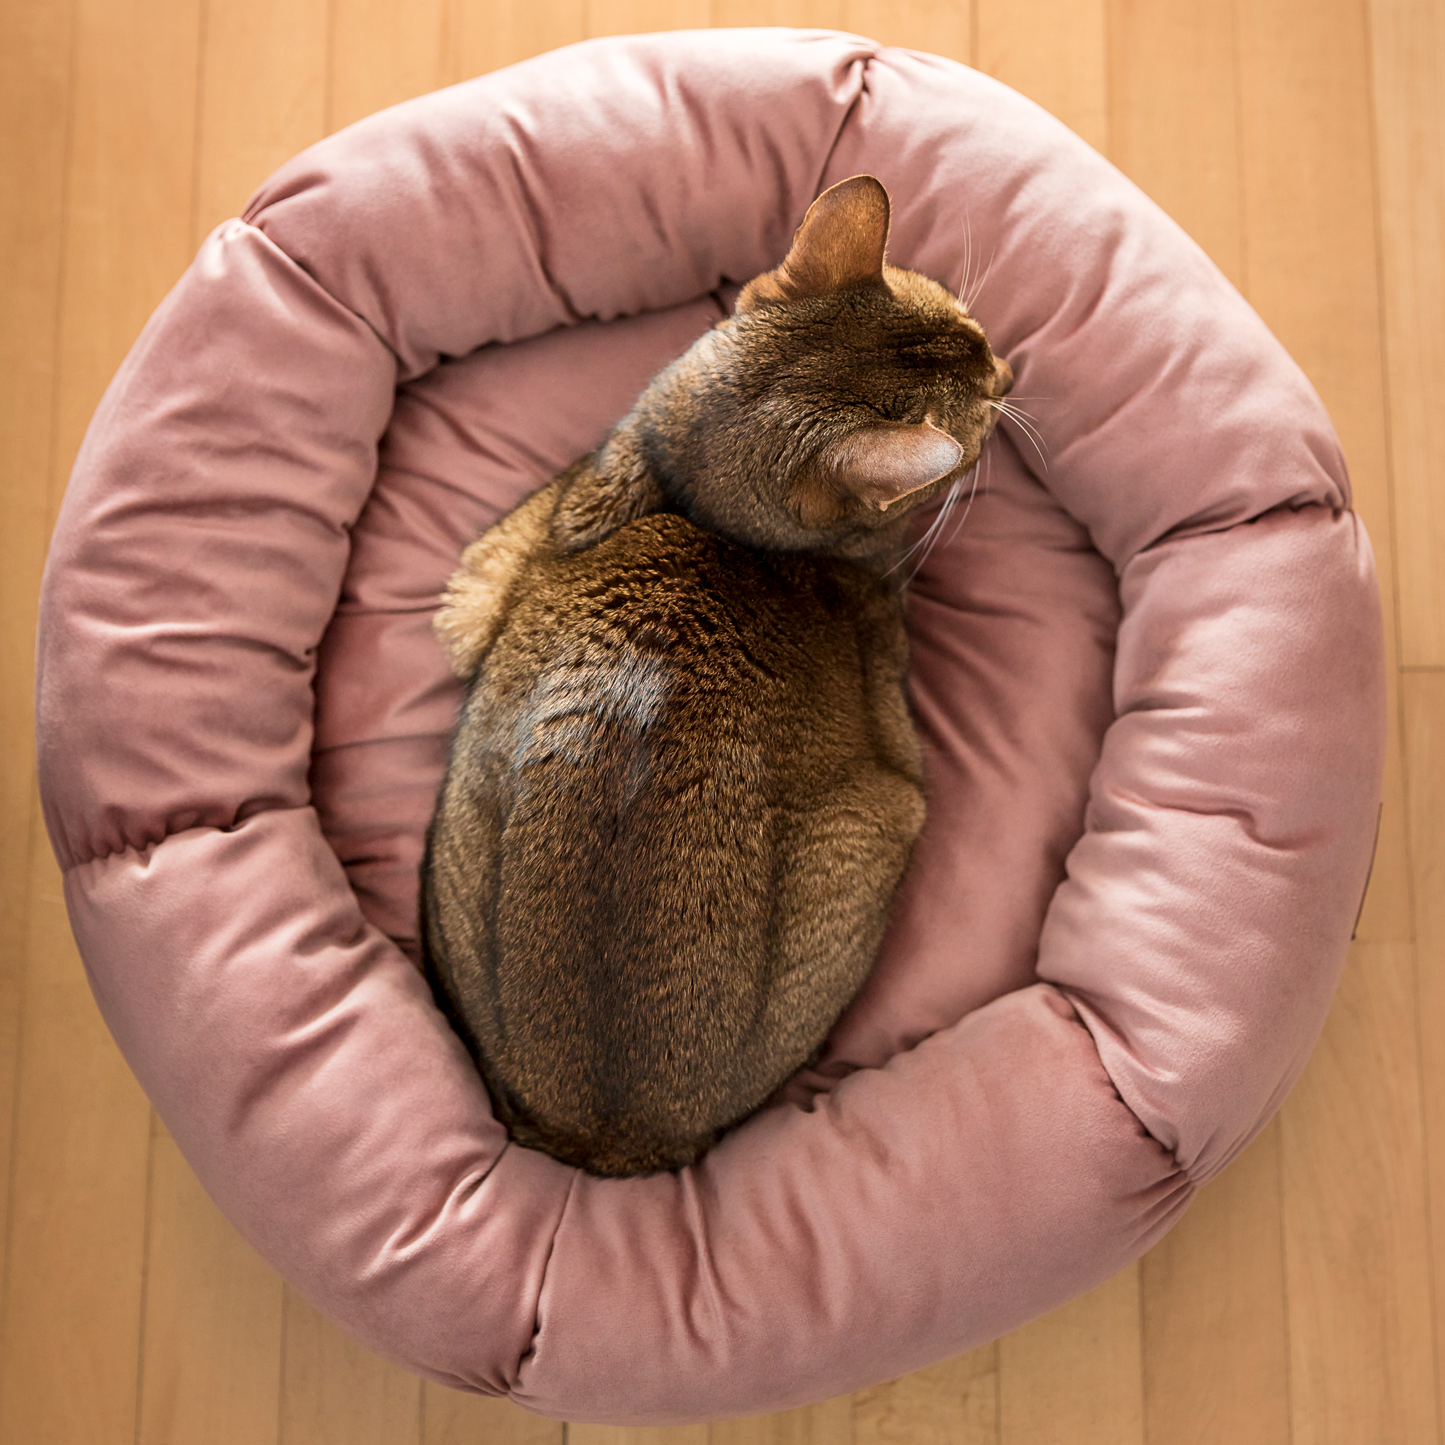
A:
554 175 1012 563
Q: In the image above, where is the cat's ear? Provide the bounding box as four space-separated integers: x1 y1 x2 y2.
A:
550 435 665 552
820 422 962 514
738 175 890 310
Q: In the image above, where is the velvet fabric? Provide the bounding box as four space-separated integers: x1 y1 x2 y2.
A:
36 29 1383 1424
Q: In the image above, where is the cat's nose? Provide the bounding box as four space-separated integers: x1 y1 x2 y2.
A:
992 358 1014 396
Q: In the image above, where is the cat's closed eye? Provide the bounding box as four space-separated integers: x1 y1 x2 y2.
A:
873 396 931 424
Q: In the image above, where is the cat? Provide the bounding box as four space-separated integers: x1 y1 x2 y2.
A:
421 175 1013 1177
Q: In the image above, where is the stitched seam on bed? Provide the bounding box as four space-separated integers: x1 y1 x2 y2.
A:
1125 496 1352 569
510 1165 581 1393
1044 981 1192 1178
227 217 405 371
809 47 878 209
58 805 323 873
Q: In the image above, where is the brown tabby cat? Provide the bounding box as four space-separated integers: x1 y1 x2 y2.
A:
422 176 1012 1176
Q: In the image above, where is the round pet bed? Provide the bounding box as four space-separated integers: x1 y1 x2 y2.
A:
36 28 1384 1425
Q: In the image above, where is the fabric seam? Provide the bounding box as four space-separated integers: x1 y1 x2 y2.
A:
1043 981 1193 1180
511 1165 581 1394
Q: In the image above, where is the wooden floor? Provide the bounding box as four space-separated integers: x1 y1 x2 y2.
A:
2 0 1443 1440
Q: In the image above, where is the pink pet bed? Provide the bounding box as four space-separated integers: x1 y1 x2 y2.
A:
37 29 1383 1424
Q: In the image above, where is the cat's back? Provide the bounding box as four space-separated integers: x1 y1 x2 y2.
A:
493 511 879 760
425 511 923 1175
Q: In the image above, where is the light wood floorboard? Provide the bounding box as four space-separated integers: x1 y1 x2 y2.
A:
279 1291 423 1445
0 0 74 1296
842 0 969 63
443 0 587 82
423 1382 567 1445
195 0 330 240
976 0 1107 152
1406 671 1445 1427
1372 0 1445 665
1280 943 1437 1444
853 1345 997 1445
135 1122 284 1445
568 1425 709 1444
1141 1126 1291 1445
1105 11 1296 1441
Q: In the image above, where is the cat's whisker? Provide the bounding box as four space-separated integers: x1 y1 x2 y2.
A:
890 471 964 578
964 246 997 312
956 208 978 312
887 474 962 578
900 506 952 586
987 399 1049 471
987 405 1047 470
941 453 986 552
999 408 1050 465
904 444 997 587
903 462 976 586
889 507 938 570
991 398 1043 439
991 396 1040 427
903 486 963 586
